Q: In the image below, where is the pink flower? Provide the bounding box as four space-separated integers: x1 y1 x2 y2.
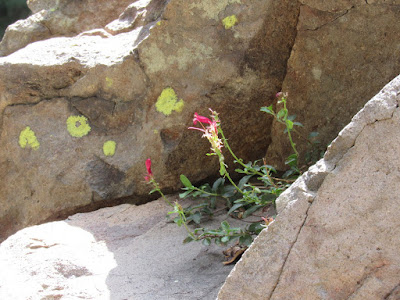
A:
193 112 212 125
145 158 153 182
189 110 223 153
276 91 288 99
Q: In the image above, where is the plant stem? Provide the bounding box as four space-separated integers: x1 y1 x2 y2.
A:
219 128 266 178
225 172 244 195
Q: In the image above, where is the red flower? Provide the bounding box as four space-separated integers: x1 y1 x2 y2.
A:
189 110 223 153
145 158 153 182
193 112 212 125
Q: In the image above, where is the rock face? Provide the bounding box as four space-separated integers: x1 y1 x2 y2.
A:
266 0 400 168
218 75 400 299
0 0 300 240
0 0 134 56
0 197 242 300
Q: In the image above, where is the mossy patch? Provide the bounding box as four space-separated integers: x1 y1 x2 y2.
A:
222 15 238 29
67 115 91 138
156 88 184 116
19 126 40 150
103 140 116 156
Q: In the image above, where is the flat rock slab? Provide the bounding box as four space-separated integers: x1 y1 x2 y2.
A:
0 197 240 300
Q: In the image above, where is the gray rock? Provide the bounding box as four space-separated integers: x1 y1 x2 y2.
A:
218 75 400 299
0 198 242 300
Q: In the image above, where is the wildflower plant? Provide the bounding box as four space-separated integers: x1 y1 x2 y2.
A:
146 93 318 249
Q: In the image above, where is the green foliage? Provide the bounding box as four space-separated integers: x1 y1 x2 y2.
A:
148 93 322 250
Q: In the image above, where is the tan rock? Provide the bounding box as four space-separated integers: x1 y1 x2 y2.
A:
218 75 400 299
0 0 300 240
266 1 400 169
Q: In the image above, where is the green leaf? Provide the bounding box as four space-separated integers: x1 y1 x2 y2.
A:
202 238 211 246
260 105 274 115
285 154 298 166
293 121 303 127
277 109 287 119
179 190 192 198
222 185 237 198
183 236 194 244
248 222 263 233
309 131 319 138
180 174 193 188
261 193 277 203
264 165 277 173
286 119 293 130
239 234 253 246
192 212 201 224
287 114 296 121
227 203 245 215
221 221 230 232
212 177 225 192
242 205 263 219
221 236 230 243
238 175 252 190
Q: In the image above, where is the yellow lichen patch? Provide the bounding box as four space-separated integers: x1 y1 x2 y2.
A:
66 115 91 138
155 87 184 116
103 140 116 156
105 77 113 88
157 21 162 26
19 126 40 150
222 15 238 29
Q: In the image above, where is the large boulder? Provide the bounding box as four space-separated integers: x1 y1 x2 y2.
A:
266 0 400 168
218 75 400 299
0 0 134 56
0 0 300 240
0 197 242 300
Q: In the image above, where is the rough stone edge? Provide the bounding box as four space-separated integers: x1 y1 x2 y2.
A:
217 76 400 300
278 74 400 213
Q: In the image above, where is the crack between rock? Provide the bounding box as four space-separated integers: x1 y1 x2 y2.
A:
131 48 152 90
325 105 398 167
384 283 400 299
302 6 353 32
346 263 388 299
268 197 315 299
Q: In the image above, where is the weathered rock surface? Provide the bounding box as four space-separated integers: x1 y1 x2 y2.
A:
0 0 134 56
0 197 241 300
218 75 400 299
267 0 400 168
0 0 300 240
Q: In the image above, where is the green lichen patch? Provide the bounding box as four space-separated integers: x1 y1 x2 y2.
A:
222 15 238 29
156 87 184 116
19 126 40 150
67 115 91 138
103 140 117 156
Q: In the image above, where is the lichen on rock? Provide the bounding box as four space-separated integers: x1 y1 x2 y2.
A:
222 15 238 29
103 140 116 156
155 87 184 116
18 126 40 150
66 115 91 138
